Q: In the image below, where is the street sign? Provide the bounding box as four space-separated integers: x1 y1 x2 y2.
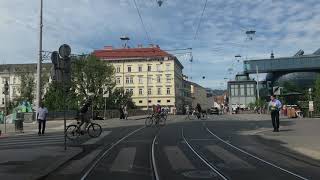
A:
103 91 109 98
59 44 71 58
309 101 314 112
273 86 282 95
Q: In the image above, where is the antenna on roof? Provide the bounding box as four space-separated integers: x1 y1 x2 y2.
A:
120 36 130 48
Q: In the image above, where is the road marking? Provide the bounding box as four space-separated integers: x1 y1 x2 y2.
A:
81 131 111 145
206 145 253 169
110 147 136 172
182 128 228 180
164 146 195 170
152 134 160 180
80 126 145 180
206 127 309 180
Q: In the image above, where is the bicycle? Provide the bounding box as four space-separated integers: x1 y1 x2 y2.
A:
65 119 102 140
145 112 166 127
186 110 207 120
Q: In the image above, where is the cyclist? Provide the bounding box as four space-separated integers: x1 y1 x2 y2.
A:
79 98 92 134
195 103 202 119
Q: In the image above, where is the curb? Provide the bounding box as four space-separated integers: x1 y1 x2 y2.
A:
33 147 83 180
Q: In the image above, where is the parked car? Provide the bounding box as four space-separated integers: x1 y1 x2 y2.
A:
210 107 220 115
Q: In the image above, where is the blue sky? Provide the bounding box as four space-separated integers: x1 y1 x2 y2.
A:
1 0 320 89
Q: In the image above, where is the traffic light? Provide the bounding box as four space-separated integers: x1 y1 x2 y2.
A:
50 44 72 92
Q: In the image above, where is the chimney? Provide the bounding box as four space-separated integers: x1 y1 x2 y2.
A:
104 46 113 50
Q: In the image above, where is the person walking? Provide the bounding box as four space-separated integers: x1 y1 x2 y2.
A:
37 103 48 135
123 104 128 120
269 95 282 132
119 105 124 119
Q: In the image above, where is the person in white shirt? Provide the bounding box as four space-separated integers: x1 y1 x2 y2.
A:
37 103 48 135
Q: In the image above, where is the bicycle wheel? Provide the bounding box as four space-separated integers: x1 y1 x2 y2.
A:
145 116 153 127
159 116 166 126
65 125 80 140
201 112 208 120
87 123 102 138
188 113 196 120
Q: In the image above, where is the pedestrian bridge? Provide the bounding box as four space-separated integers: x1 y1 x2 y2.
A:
243 54 320 74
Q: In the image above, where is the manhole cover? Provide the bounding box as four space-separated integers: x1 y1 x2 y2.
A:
182 170 217 179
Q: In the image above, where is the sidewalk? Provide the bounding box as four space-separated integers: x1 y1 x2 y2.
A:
256 118 320 160
230 113 320 161
0 115 149 138
0 146 82 180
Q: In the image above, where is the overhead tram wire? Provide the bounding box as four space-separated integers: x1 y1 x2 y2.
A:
193 0 208 41
133 0 152 43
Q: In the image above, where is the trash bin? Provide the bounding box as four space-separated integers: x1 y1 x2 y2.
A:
15 113 24 133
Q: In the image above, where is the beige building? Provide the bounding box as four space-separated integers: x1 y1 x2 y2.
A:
93 46 188 113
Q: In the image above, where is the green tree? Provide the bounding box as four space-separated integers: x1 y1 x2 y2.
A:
18 73 35 102
314 76 320 112
71 55 116 110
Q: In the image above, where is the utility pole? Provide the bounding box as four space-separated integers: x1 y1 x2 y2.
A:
256 65 260 100
36 0 43 120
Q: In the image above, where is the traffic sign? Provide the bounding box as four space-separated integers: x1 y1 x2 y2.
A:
309 101 314 112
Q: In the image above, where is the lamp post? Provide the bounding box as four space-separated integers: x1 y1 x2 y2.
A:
36 0 43 121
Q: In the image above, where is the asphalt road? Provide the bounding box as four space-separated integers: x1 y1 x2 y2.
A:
45 116 320 180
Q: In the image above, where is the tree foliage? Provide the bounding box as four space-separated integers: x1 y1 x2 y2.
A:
314 76 320 112
18 73 35 102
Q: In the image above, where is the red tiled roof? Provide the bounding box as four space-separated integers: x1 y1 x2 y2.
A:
93 47 171 60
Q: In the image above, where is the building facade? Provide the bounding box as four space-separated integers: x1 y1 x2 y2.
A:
0 63 51 110
93 46 188 113
188 81 211 110
227 74 257 109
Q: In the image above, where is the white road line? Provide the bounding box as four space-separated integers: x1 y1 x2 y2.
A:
181 128 228 180
80 126 145 180
0 139 63 146
206 127 309 180
151 134 160 180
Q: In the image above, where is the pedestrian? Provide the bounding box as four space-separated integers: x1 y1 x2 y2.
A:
269 95 282 132
123 104 128 120
119 104 124 119
37 102 48 136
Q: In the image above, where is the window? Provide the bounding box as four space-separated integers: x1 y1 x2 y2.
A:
231 84 239 96
157 88 161 95
129 76 133 84
116 66 121 73
148 88 152 95
116 77 121 84
139 100 143 103
127 66 132 72
247 84 255 96
13 77 16 84
157 100 161 103
166 64 170 71
166 88 171 95
156 64 161 72
147 76 152 84
157 75 161 83
126 89 130 93
138 66 142 72
138 76 143 84
167 100 171 103
148 100 152 103
126 77 130 84
2 98 4 105
240 85 245 96
166 75 171 82
139 88 143 95
148 65 152 72
129 88 133 95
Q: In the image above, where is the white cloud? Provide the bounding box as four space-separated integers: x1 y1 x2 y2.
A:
0 0 319 89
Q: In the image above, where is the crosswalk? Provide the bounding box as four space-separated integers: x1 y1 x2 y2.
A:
0 133 65 149
0 130 112 149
